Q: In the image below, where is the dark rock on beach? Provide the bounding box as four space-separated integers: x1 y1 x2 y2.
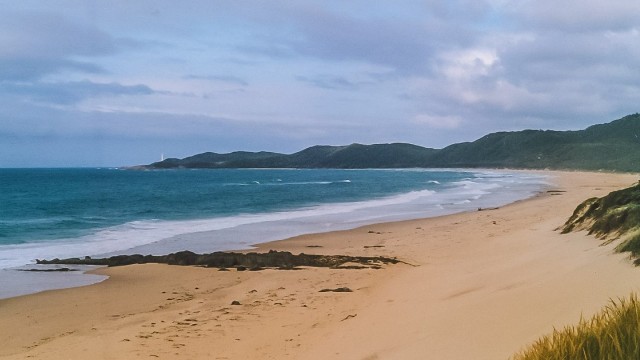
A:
17 267 78 272
319 287 353 293
36 250 401 270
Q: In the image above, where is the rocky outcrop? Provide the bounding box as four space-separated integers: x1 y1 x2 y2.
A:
36 250 401 270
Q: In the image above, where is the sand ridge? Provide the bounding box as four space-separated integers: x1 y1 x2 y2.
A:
1 171 639 359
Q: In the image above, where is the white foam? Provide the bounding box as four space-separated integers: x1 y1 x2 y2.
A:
225 179 352 186
0 172 544 268
0 170 552 299
0 170 550 271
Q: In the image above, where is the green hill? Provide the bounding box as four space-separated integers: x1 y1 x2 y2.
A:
310 143 438 168
152 151 281 169
146 143 437 169
142 113 640 171
429 113 640 171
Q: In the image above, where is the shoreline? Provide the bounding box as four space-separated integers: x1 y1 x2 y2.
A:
1 170 639 359
0 168 547 300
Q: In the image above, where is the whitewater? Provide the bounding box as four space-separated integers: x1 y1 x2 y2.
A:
0 168 549 298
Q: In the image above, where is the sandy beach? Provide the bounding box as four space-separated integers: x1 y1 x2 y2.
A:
1 170 639 360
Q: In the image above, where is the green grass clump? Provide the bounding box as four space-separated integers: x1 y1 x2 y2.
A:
561 182 640 263
512 294 640 360
616 231 640 261
562 182 640 237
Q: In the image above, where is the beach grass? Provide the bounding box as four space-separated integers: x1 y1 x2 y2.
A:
616 230 640 260
512 293 640 360
561 182 640 263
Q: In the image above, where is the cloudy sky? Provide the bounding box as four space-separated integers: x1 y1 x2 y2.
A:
1 0 639 167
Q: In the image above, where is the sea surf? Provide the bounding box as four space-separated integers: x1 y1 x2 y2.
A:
0 168 549 298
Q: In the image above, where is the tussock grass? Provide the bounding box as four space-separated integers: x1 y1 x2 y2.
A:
512 293 640 360
616 230 640 259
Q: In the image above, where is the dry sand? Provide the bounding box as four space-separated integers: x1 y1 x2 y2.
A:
1 171 639 360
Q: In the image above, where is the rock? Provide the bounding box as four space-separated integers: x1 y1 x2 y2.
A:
36 250 401 270
18 267 77 272
231 300 241 305
319 287 353 293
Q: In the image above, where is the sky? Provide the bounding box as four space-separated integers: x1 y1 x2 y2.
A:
1 1 639 167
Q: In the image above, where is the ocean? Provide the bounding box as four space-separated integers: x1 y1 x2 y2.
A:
0 168 549 298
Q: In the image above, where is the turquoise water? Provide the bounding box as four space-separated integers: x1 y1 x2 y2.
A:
1 168 464 245
0 168 549 270
0 168 550 298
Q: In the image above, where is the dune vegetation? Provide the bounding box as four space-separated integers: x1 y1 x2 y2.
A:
561 181 640 264
512 293 640 360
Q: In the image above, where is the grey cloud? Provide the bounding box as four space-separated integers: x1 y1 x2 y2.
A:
183 74 249 86
401 0 640 136
412 71 637 138
421 0 493 22
9 2 485 76
0 59 105 81
485 30 640 123
0 11 117 80
229 2 484 75
509 0 640 32
1 80 155 105
0 11 116 57
287 15 433 73
295 75 362 90
498 31 640 85
0 100 346 152
235 42 298 60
